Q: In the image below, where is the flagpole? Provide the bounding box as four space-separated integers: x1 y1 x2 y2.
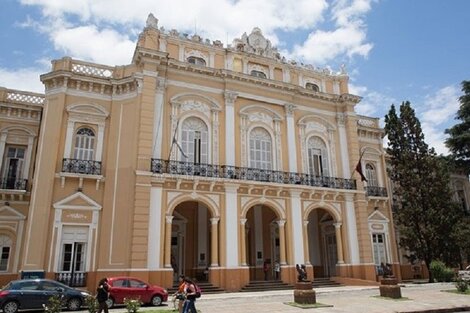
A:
350 149 366 180
168 119 179 161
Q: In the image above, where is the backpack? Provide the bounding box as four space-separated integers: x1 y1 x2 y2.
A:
194 283 202 298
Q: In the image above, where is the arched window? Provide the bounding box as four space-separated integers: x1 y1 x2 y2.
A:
181 117 208 163
307 137 329 176
0 235 12 271
366 163 378 186
372 233 387 266
305 83 320 92
250 70 267 79
249 127 272 170
187 56 206 66
73 128 95 160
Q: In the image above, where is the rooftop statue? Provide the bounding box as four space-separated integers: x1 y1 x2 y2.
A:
146 13 159 29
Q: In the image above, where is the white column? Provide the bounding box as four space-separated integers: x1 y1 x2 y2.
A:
254 206 263 263
164 215 174 268
63 120 75 158
23 136 34 178
225 184 239 267
224 91 238 166
197 204 208 267
290 190 304 264
96 123 105 162
345 194 360 264
179 44 185 62
285 104 297 172
283 68 290 83
159 38 167 52
333 81 340 95
210 218 220 266
269 65 274 79
242 59 248 74
209 52 215 68
321 80 326 92
148 187 163 270
337 113 351 177
153 78 166 159
0 133 7 171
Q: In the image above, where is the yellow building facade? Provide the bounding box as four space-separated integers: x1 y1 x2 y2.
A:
0 15 402 291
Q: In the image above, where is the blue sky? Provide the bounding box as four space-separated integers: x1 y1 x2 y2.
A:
0 0 469 154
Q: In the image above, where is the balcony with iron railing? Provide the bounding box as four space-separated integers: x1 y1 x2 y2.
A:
0 178 28 190
365 186 388 197
55 272 87 287
62 159 102 175
151 159 357 190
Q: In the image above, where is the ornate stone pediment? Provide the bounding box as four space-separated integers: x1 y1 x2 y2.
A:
232 28 280 59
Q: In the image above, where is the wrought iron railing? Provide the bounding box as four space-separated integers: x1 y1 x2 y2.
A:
0 178 28 190
365 186 388 197
62 158 102 175
151 159 356 190
55 272 87 287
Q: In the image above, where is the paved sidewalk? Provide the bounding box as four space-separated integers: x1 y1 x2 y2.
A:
114 283 470 313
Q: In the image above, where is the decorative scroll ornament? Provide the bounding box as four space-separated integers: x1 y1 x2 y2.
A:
232 27 281 59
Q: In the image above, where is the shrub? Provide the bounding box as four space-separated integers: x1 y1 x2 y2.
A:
43 294 63 313
124 297 142 313
84 295 99 313
430 260 455 282
455 277 469 293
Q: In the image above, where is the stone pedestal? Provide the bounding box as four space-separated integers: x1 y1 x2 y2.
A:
379 278 401 299
294 281 316 304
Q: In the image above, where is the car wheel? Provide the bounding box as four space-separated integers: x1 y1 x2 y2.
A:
67 298 82 311
106 297 114 309
151 295 162 306
2 301 19 313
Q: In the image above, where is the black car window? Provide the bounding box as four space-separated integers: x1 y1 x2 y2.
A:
41 281 61 291
129 279 146 288
17 281 39 290
113 279 127 287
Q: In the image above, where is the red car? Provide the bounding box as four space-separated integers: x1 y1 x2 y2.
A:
106 277 168 308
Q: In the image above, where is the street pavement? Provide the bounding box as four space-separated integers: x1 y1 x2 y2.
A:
98 283 470 313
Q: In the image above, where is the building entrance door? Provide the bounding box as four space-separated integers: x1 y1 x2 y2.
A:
325 233 337 277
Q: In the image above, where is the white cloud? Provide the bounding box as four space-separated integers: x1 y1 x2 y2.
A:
350 83 396 117
420 85 460 125
0 67 46 93
19 0 373 67
52 26 135 65
291 0 374 65
418 84 460 155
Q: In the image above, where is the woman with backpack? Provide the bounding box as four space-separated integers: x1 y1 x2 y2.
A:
182 277 198 313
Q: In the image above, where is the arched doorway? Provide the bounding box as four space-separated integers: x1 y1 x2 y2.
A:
171 201 213 282
244 205 280 281
307 209 338 277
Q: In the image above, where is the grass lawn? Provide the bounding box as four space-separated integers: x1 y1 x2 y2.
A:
442 289 470 295
284 302 334 309
371 296 411 301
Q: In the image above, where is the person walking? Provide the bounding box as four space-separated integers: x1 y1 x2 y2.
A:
96 277 110 313
274 261 280 280
182 277 197 313
175 275 186 313
263 260 270 281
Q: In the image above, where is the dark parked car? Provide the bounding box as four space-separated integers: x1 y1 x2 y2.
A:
0 279 90 313
106 276 168 308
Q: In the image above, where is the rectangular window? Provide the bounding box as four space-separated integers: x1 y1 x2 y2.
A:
0 247 10 271
372 233 387 266
61 242 86 272
2 146 26 189
61 243 72 271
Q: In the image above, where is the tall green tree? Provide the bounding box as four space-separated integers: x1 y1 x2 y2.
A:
445 80 470 174
385 101 463 282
